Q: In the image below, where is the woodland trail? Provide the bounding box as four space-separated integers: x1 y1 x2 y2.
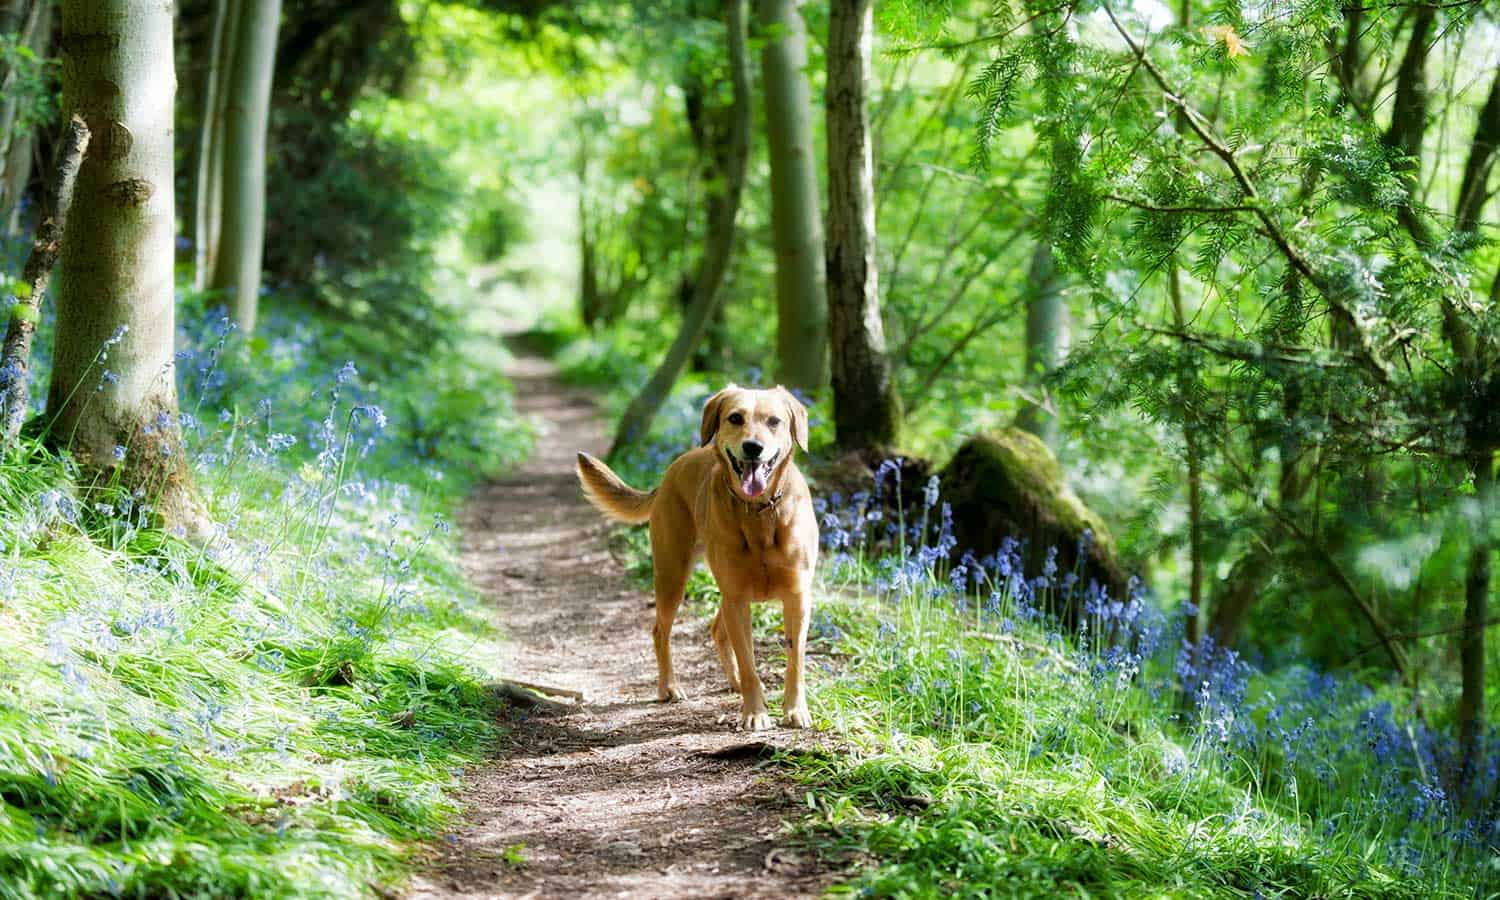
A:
405 350 839 899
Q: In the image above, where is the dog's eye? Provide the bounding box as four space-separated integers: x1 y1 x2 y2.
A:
767 417 781 429
727 413 744 426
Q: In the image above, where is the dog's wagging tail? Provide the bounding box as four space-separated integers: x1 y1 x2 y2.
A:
575 452 657 525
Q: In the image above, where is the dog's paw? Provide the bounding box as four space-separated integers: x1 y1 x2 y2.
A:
657 685 687 703
781 707 812 729
738 709 773 731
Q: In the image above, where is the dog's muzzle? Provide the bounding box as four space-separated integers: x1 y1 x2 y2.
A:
726 446 779 498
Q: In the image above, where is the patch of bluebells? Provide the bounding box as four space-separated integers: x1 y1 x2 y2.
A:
814 457 1500 882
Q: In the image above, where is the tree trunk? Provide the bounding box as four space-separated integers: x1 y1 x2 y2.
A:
758 0 827 392
576 120 603 329
0 0 39 179
1455 67 1500 236
194 0 234 291
680 68 732 372
1459 454 1493 799
0 0 50 235
1 126 35 236
1381 3 1435 246
608 0 752 457
825 0 899 454
1014 242 1067 448
208 0 281 332
50 0 203 533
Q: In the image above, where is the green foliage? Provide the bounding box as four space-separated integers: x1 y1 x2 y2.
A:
0 30 55 133
264 110 460 343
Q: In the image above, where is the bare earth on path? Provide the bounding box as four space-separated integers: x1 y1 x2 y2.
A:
405 352 843 899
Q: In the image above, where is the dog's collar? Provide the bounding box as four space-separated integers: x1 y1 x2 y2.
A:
727 483 785 515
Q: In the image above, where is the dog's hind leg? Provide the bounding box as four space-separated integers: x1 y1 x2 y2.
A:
650 516 694 703
710 611 741 694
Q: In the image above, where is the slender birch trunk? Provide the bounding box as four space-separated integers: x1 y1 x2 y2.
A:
208 0 281 332
194 0 234 291
50 0 203 533
826 0 899 452
758 0 827 392
1014 242 1067 448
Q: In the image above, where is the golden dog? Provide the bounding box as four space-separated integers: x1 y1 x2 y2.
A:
575 385 818 730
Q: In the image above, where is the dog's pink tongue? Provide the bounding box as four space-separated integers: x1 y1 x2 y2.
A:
742 463 767 497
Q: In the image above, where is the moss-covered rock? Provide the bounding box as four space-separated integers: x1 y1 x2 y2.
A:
938 428 1129 616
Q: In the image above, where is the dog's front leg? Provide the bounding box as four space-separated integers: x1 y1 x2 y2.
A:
780 587 812 728
722 595 771 730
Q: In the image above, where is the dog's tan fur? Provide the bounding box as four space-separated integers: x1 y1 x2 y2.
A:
576 385 818 730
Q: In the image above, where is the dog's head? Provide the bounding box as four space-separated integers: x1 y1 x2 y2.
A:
699 384 808 500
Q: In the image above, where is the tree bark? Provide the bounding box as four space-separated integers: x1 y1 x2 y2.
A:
1455 67 1500 236
0 115 89 445
50 0 203 532
680 67 732 372
194 0 234 291
0 0 40 183
0 0 50 235
1381 3 1435 246
1164 233 1204 653
826 0 899 454
1 126 35 237
1459 454 1493 798
758 0 827 392
208 0 281 332
576 118 604 329
1014 242 1067 448
608 0 752 458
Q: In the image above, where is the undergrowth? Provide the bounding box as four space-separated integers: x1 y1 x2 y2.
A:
0 288 529 897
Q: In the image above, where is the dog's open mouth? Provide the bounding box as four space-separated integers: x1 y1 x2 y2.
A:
726 448 779 498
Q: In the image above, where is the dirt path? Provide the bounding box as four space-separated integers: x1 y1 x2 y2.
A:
405 353 838 899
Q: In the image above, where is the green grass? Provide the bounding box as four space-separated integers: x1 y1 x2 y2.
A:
0 296 530 897
781 555 1459 898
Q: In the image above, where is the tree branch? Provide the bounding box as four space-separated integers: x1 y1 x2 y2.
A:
1102 4 1393 387
0 114 90 445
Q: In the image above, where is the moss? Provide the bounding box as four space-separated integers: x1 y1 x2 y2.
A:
959 428 1119 559
939 427 1129 608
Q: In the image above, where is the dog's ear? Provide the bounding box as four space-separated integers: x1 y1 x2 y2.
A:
776 386 810 452
699 385 738 446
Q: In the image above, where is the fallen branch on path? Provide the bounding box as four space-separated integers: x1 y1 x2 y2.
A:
486 679 584 715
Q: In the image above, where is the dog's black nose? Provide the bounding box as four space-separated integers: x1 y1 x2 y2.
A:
741 440 764 460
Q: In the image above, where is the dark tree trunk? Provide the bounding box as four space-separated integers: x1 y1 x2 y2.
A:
826 0 900 453
1456 68 1500 236
1381 3 1436 245
679 65 732 372
1459 455 1493 799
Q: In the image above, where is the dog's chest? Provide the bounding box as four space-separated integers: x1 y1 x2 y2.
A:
709 515 803 598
